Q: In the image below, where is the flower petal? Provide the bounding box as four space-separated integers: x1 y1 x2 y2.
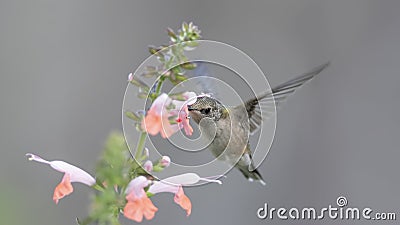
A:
148 181 180 195
160 156 171 167
141 110 162 136
128 73 134 82
142 197 158 220
174 187 192 216
50 161 96 186
143 160 153 172
160 115 176 138
124 200 143 222
124 193 158 222
151 93 171 115
53 173 73 204
124 176 158 222
180 106 193 136
183 91 197 105
126 176 150 199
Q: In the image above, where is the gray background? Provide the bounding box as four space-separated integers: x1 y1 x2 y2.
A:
1 0 399 225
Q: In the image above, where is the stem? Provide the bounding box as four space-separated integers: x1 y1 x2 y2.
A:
136 76 164 162
155 75 166 96
134 132 147 162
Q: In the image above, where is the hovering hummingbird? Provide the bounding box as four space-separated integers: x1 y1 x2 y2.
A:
187 62 330 185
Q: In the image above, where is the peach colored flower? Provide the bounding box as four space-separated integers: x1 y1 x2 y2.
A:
141 93 178 138
148 173 221 216
123 176 158 222
26 153 96 204
142 92 198 138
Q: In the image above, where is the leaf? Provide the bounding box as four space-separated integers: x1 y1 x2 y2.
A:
182 22 189 32
141 66 158 78
181 62 196 70
125 111 141 122
167 27 177 42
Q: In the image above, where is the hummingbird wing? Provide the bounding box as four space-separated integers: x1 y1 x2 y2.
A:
244 62 330 135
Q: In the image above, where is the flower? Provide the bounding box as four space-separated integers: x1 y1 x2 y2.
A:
160 156 171 167
144 147 149 158
176 106 193 136
123 176 158 222
148 173 221 216
141 93 178 138
128 72 134 82
26 153 96 204
172 91 197 136
141 92 198 138
143 160 153 172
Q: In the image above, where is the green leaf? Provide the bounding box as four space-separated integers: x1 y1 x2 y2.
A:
167 27 177 42
182 22 189 32
181 62 196 70
125 111 141 122
185 40 199 47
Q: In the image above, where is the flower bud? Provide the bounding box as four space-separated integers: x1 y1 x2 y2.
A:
143 160 153 172
160 156 171 167
128 73 134 82
144 147 149 158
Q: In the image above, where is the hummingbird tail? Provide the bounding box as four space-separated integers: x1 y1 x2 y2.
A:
238 167 266 186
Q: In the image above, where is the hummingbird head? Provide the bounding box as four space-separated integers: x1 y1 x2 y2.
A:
187 96 227 124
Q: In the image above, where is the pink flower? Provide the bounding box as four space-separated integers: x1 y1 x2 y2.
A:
143 160 153 172
172 92 197 136
144 147 149 158
148 173 221 216
26 153 96 204
176 106 193 136
141 93 178 138
123 176 158 222
160 156 171 167
141 92 198 138
128 72 134 82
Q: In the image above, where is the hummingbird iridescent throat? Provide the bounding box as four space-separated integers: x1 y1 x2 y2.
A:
186 62 329 185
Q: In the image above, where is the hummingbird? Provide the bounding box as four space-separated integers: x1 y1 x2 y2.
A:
187 62 330 185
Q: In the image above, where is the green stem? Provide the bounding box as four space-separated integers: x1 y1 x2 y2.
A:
155 75 166 96
134 132 147 162
136 76 164 162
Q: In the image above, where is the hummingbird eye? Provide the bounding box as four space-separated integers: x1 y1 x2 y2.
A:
200 108 211 115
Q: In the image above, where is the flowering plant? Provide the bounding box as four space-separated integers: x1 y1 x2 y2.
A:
26 22 221 225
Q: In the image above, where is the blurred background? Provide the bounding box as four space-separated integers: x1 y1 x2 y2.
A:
1 0 399 224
